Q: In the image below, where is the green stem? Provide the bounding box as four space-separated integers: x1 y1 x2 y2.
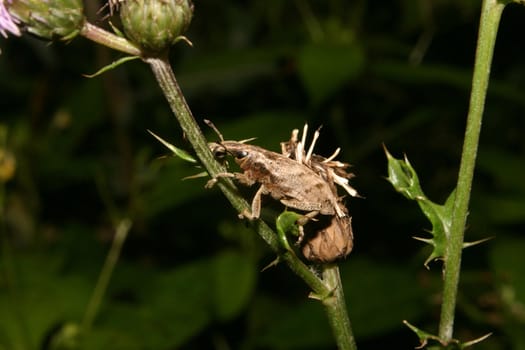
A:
438 0 507 341
322 265 357 350
80 21 141 57
82 219 131 333
145 56 355 347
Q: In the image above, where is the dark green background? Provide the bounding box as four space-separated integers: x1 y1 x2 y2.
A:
1 1 525 349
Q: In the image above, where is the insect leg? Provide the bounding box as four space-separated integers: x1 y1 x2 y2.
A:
205 172 236 188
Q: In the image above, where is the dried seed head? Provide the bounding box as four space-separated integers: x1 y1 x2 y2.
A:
301 215 353 263
281 124 359 199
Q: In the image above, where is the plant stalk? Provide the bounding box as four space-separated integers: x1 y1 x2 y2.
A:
80 21 141 57
438 0 506 341
322 265 357 350
82 219 132 333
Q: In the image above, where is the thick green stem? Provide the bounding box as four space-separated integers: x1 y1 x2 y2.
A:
145 56 355 348
438 0 506 341
322 265 357 350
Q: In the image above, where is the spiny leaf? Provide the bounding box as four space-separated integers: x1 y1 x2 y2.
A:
403 320 491 349
384 146 455 267
383 144 424 200
148 130 197 163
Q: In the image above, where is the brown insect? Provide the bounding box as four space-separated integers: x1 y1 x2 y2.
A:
206 122 346 220
206 121 357 263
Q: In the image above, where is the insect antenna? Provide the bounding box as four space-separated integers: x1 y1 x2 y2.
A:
204 119 225 142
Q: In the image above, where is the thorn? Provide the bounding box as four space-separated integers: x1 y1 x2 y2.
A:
261 256 281 271
463 236 493 249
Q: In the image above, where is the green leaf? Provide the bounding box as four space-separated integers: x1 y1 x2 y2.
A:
384 146 456 267
403 320 491 349
275 210 304 252
93 258 213 349
211 250 257 321
341 259 426 338
489 238 525 307
148 130 198 163
83 56 140 78
253 258 427 349
297 43 364 105
0 253 92 350
249 296 333 350
144 159 211 219
384 145 425 200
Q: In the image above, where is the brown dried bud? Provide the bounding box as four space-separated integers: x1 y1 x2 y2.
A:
301 214 353 263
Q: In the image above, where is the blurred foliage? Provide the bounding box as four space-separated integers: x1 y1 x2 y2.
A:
1 0 525 349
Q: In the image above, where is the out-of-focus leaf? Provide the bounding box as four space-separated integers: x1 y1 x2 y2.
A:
341 258 427 339
297 43 364 105
0 253 92 350
475 194 525 225
212 250 257 321
477 149 525 193
248 296 333 350
204 111 305 151
87 251 256 348
91 258 212 348
489 238 525 306
251 258 427 349
489 238 525 350
178 47 289 95
144 159 211 219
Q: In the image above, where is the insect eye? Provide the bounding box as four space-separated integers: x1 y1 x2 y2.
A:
233 150 248 159
210 143 227 159
215 150 226 159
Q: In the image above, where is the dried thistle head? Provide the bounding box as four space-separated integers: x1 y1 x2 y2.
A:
301 214 353 263
281 124 359 199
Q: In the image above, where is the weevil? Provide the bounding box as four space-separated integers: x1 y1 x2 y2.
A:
207 141 346 219
205 121 346 220
206 121 357 263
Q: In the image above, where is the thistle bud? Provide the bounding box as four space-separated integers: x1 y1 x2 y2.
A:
8 0 84 41
120 0 193 55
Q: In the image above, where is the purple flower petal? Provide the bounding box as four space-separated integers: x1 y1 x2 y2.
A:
0 0 21 38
